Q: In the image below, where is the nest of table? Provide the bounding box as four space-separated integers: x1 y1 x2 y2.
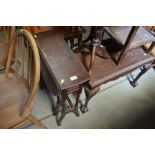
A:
76 47 155 89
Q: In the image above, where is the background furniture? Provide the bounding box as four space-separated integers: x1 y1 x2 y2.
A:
23 26 85 50
77 47 155 113
0 26 15 71
146 26 155 32
80 26 107 75
104 26 155 65
76 26 155 113
0 29 46 128
35 30 89 126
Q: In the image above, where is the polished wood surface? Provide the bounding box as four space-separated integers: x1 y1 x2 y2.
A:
0 29 46 128
77 47 154 88
77 45 155 113
36 30 89 92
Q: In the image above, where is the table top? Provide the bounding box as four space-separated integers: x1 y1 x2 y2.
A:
77 47 155 89
35 30 89 92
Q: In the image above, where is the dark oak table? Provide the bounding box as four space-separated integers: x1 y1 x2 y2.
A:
35 30 89 125
77 26 155 113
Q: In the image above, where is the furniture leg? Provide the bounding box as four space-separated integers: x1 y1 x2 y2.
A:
80 86 100 113
88 45 97 75
70 39 74 49
73 86 82 116
40 73 45 89
27 114 47 129
128 64 152 87
56 92 68 126
78 35 82 49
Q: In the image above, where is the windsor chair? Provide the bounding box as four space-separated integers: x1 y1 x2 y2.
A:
0 29 47 128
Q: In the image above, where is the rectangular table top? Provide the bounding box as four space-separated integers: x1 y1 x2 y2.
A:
35 30 89 92
77 47 155 89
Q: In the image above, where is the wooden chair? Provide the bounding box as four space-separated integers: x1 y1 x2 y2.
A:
0 29 47 128
0 26 16 71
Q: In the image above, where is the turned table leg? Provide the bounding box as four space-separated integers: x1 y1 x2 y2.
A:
56 91 67 126
56 86 83 126
73 86 82 117
80 86 100 113
78 35 82 49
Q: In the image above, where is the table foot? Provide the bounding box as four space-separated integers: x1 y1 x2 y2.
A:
80 85 100 114
129 81 138 88
80 105 89 113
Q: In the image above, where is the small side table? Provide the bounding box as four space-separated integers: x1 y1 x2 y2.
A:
35 30 89 126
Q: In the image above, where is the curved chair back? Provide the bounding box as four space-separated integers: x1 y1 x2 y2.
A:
5 29 40 116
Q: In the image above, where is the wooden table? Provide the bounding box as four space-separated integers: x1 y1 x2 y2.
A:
77 46 155 113
35 30 89 125
24 26 86 50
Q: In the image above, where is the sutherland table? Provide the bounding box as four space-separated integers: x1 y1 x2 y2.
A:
35 30 89 126
77 47 155 113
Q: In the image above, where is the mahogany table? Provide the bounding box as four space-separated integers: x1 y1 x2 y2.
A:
77 46 155 113
35 30 89 125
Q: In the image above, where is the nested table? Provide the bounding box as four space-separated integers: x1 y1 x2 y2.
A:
35 30 89 125
77 46 155 113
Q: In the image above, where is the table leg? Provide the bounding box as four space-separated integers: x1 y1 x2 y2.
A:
88 45 97 75
78 35 82 49
56 91 67 126
73 86 82 116
70 39 74 49
80 86 100 113
128 64 152 87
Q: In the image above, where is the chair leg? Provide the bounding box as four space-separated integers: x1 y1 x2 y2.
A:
27 114 47 129
10 119 29 129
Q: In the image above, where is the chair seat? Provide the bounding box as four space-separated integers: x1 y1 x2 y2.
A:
0 41 9 70
0 75 29 128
